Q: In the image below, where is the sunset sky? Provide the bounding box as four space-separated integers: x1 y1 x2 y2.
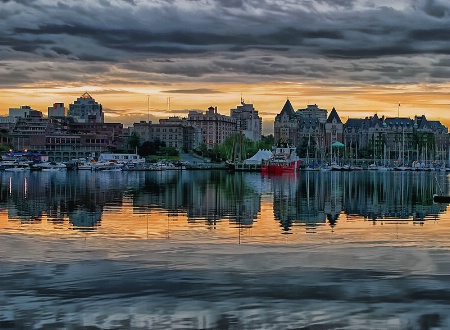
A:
1 0 450 134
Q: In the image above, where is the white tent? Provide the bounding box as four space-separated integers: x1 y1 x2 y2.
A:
243 149 273 164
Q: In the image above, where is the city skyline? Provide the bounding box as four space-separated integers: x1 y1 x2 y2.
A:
2 1 450 134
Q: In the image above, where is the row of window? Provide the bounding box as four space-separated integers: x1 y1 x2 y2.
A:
154 128 180 133
45 137 107 144
46 137 80 144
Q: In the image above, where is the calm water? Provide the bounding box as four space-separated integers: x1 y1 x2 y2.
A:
1 170 450 329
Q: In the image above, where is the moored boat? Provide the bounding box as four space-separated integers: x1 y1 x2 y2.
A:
261 142 301 174
34 162 67 171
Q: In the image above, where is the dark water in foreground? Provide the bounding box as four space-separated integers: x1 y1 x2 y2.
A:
1 170 450 329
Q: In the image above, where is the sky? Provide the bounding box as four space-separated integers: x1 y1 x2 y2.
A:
1 0 450 134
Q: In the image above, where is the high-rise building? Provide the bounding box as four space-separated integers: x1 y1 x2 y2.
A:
48 103 65 117
68 92 104 123
187 106 237 149
230 100 262 142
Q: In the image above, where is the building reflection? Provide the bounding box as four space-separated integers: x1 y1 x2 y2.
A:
0 170 447 232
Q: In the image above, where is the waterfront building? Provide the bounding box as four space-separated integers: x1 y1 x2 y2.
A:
5 106 123 161
274 100 450 165
9 110 50 151
274 100 330 157
187 106 237 149
29 134 112 162
132 117 200 152
229 100 262 142
68 92 104 123
343 114 449 165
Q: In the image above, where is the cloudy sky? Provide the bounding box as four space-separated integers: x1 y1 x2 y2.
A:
1 0 450 133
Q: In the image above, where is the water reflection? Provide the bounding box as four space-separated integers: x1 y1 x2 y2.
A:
2 170 450 328
0 170 447 234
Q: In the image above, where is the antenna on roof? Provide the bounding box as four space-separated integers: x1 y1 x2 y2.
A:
167 97 173 115
147 95 150 122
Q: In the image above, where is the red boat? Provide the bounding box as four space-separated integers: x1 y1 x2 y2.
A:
261 143 301 174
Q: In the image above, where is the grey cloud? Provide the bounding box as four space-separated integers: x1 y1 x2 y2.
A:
422 0 450 18
214 0 244 8
162 88 222 94
315 0 357 9
76 53 116 62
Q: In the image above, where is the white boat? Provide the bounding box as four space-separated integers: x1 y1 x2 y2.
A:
92 161 123 171
35 162 67 171
77 162 94 170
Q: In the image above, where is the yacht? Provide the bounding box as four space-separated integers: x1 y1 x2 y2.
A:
34 162 67 171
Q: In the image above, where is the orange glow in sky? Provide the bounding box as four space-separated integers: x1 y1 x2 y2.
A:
2 81 450 134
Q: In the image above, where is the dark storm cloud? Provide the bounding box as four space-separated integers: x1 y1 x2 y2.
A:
2 0 450 87
422 0 450 18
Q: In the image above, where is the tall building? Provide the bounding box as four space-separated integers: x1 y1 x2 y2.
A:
187 106 237 149
68 92 104 123
48 103 65 117
230 100 262 142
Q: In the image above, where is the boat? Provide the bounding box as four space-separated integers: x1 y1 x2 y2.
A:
433 194 450 203
77 161 94 170
34 162 67 171
92 161 123 171
261 142 301 174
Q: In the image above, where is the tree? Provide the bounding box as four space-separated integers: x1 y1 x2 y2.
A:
259 134 275 149
127 132 141 153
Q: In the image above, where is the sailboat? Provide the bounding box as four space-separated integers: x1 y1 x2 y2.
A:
304 134 317 171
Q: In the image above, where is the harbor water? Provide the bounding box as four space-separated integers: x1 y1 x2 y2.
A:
1 170 450 329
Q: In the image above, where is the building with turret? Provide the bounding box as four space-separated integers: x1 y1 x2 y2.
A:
273 99 298 145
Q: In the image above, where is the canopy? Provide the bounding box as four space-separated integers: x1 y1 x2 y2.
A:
243 149 273 164
331 141 345 147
